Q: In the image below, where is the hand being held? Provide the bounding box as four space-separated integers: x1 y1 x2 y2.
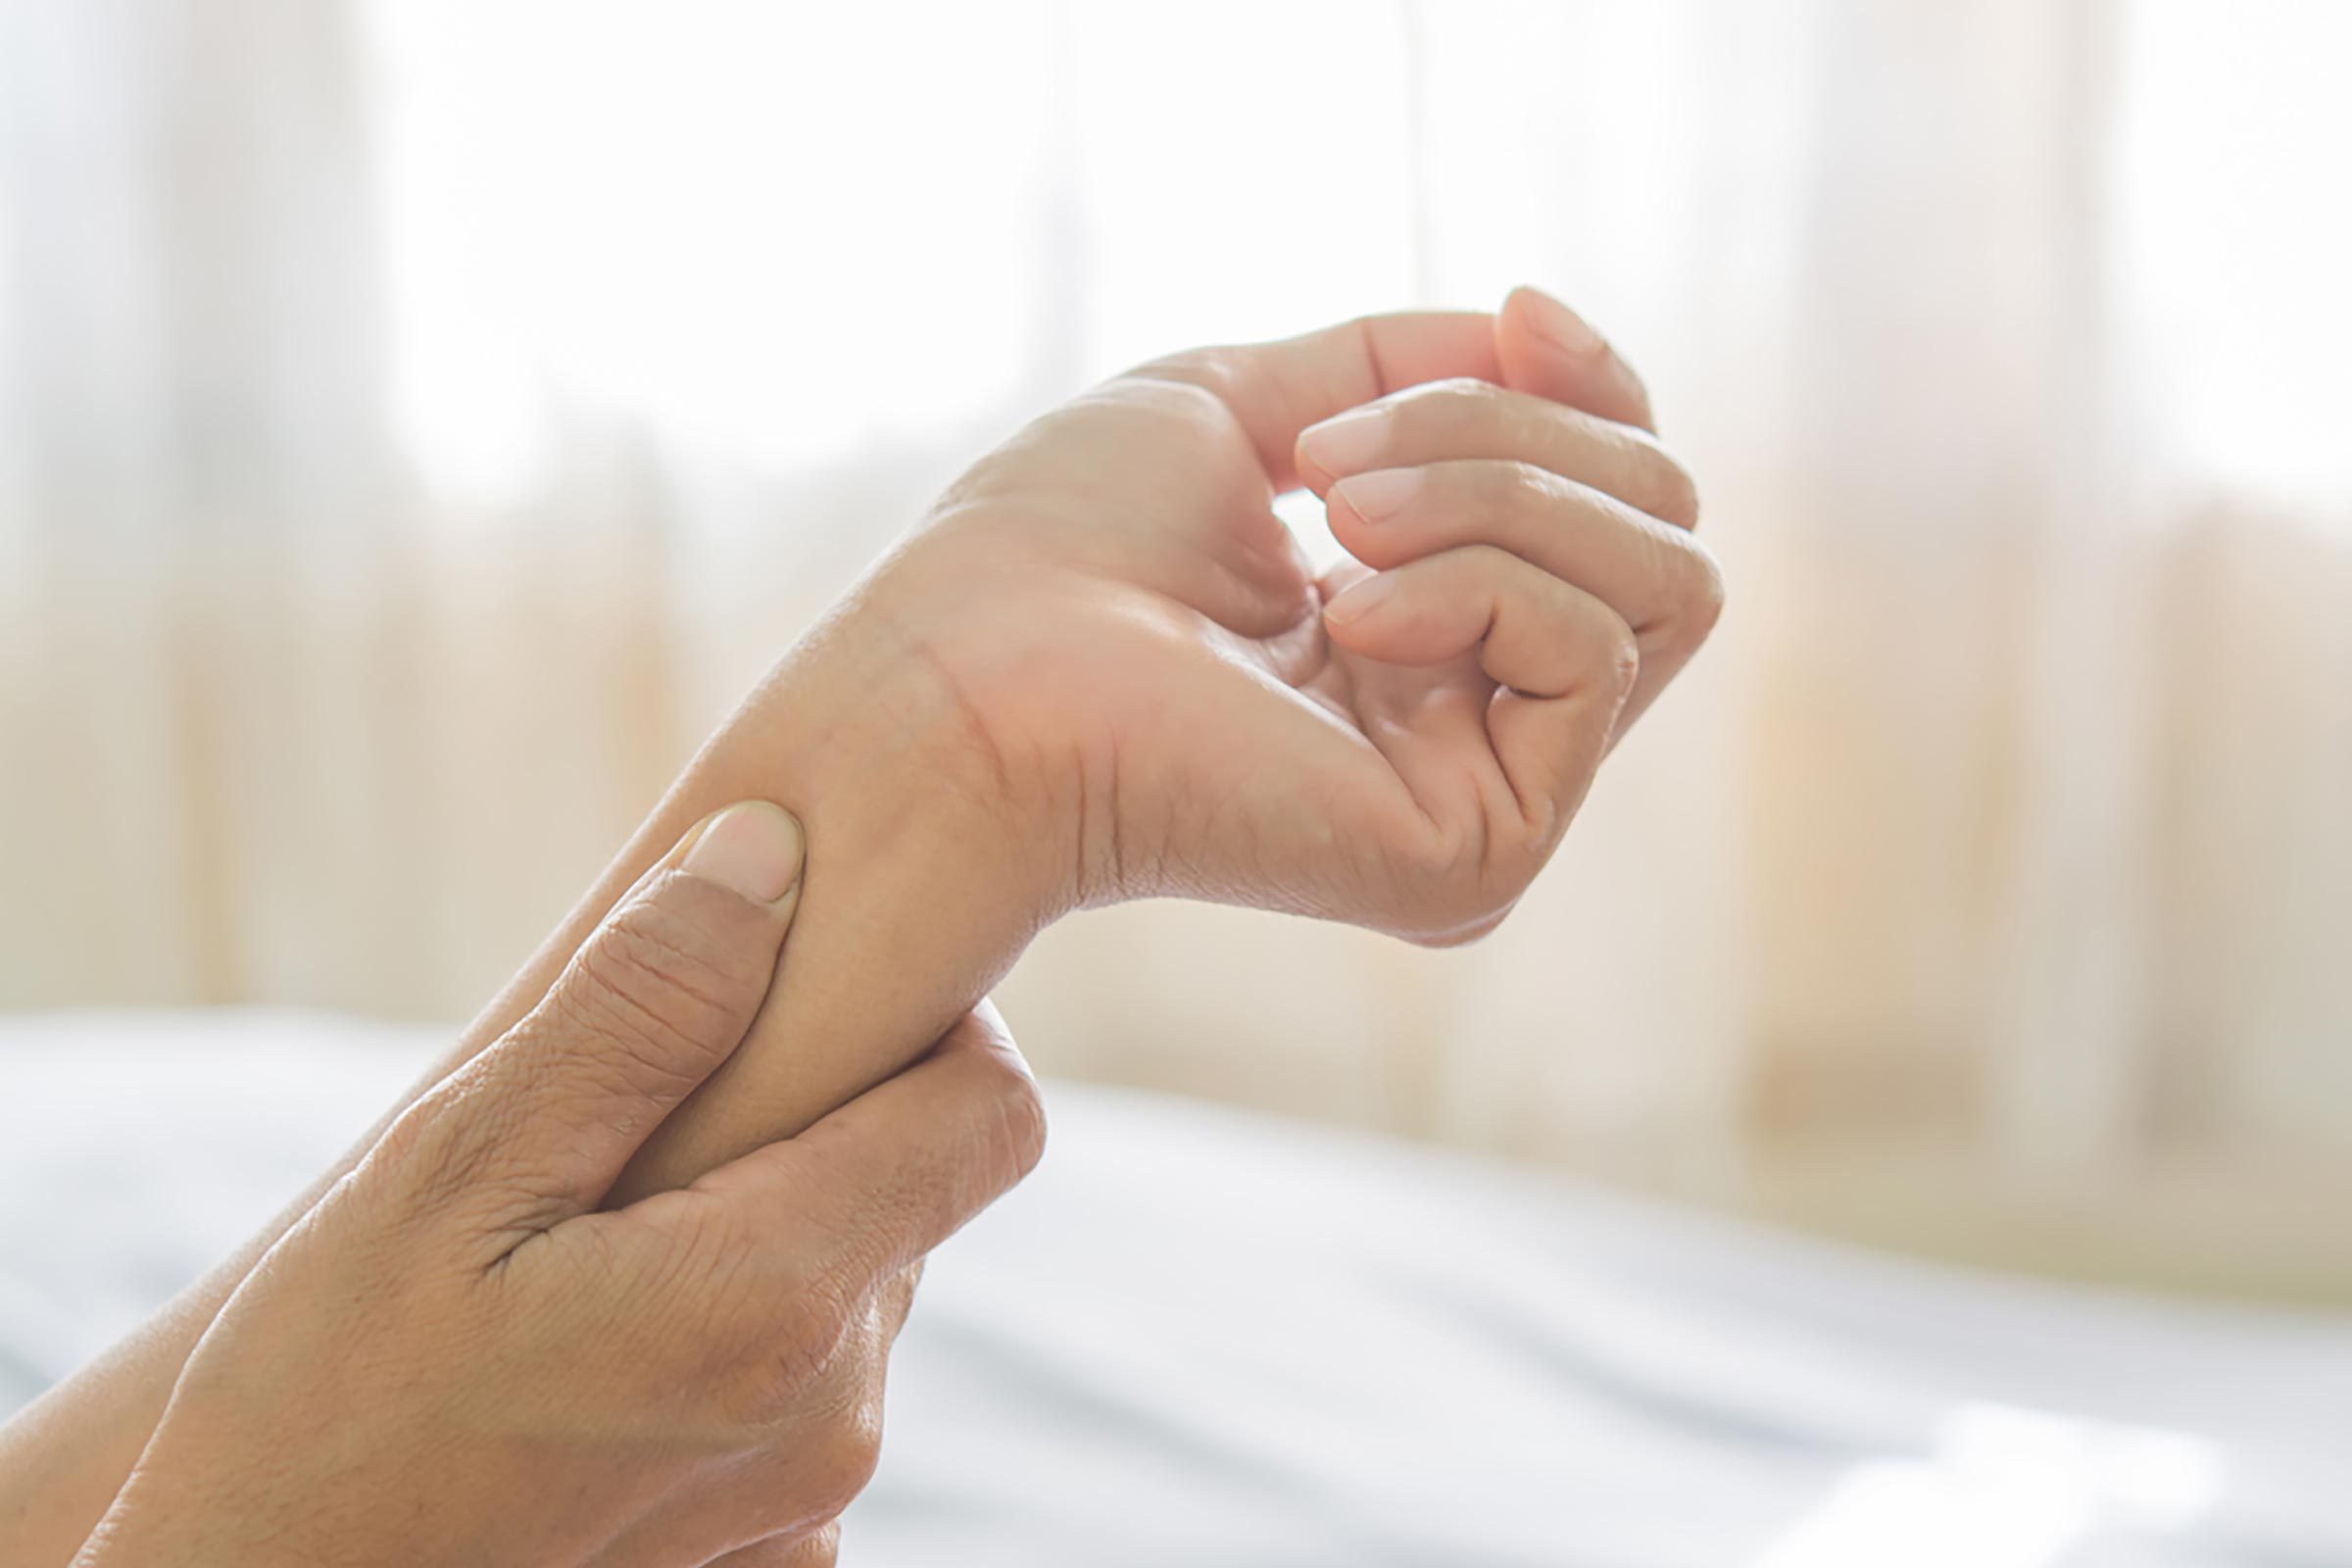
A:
74 804 1045 1568
872 286 1722 943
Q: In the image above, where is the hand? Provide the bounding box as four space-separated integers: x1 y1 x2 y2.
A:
863 286 1721 942
604 286 1720 1198
0 292 1709 1555
72 803 1045 1568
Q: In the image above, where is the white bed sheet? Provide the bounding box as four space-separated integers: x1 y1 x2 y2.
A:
2 1009 2347 1566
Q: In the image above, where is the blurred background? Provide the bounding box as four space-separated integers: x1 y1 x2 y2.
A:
3 0 2348 1304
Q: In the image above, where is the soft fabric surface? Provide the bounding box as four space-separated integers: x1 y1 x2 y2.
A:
3 1009 2347 1566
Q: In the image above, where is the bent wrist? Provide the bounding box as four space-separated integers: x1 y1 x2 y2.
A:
601 569 1078 1200
763 569 1080 930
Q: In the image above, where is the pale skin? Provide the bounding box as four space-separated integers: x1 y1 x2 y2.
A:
0 288 1720 1563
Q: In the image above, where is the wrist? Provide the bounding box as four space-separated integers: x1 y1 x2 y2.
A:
775 564 1081 927
859 526 1187 911
604 562 1079 1201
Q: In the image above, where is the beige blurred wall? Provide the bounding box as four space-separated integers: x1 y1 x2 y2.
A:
4 0 2350 1308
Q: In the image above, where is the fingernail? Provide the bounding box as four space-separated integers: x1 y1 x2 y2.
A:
683 801 805 904
1518 285 1605 358
1298 407 1391 477
1333 466 1422 524
1323 572 1398 626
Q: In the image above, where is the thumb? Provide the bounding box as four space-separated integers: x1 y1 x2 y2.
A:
1494 285 1658 434
416 801 806 1230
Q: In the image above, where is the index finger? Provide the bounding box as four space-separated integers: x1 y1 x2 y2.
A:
1135 288 1655 495
1137 309 1501 492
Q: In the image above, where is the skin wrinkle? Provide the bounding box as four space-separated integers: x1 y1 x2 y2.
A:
1101 716 1126 901
1071 739 1095 906
885 617 1034 861
1351 314 1398 419
554 917 761 1087
1331 459 1700 746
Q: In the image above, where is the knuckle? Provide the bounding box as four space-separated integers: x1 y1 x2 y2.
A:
1680 543 1729 643
775 1258 862 1380
556 882 771 1088
1632 439 1702 529
1599 622 1643 698
1432 373 1498 401
359 1073 504 1216
712 1531 825 1568
361 1092 454 1184
874 1261 924 1346
1125 349 1244 419
1135 344 1232 392
691 1214 875 1426
794 1521 843 1567
1399 809 1478 884
1381 815 1513 938
801 1401 886 1522
1097 370 1247 457
719 1273 859 1427
1406 375 1502 437
987 1060 1051 1184
1407 907 1510 951
1469 458 1554 512
1651 531 1726 653
1455 540 1519 578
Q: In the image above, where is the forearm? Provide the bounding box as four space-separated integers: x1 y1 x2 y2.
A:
0 580 1068 1559
576 599 1069 1200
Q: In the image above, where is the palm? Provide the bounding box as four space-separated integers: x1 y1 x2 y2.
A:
929 374 1525 940
1155 417 1521 930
